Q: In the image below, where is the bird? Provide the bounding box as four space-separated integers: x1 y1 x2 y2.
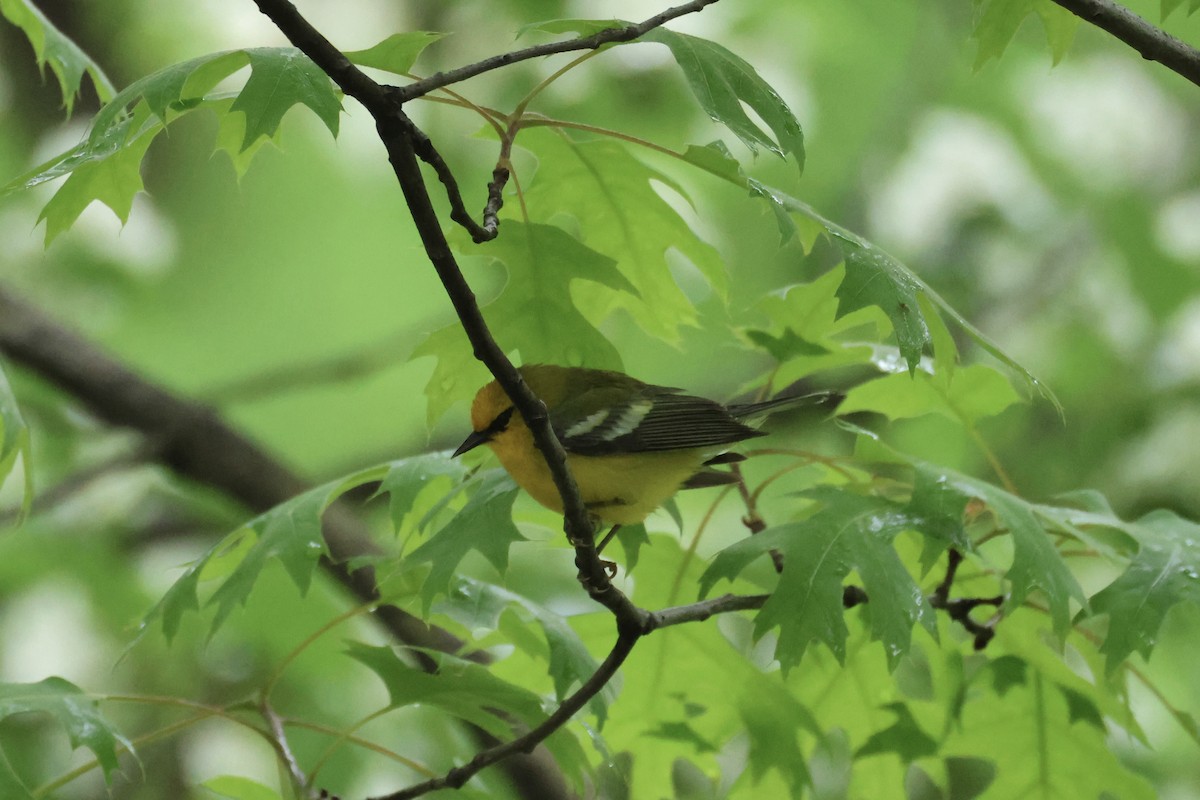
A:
452 365 829 534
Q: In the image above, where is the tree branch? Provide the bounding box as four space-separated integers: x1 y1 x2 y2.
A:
395 0 722 101
370 628 640 800
0 285 569 800
250 0 649 631
1049 0 1200 89
646 592 769 630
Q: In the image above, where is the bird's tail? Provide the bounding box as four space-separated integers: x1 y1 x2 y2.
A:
726 390 840 420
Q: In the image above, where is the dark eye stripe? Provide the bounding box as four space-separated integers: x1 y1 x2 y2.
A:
487 406 515 434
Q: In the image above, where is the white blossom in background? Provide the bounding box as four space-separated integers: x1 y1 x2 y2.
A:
868 109 1055 257
1019 55 1190 192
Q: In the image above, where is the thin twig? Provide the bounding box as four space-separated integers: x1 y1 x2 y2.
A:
928 549 1004 650
370 629 641 800
395 0 722 101
646 593 769 629
730 462 785 573
262 699 314 797
398 114 501 243
1049 0 1200 89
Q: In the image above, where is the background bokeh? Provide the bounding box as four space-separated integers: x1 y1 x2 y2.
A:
1 0 1199 797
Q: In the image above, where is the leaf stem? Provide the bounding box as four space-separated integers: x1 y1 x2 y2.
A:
264 601 376 699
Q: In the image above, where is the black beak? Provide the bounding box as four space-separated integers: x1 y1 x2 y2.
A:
452 430 490 457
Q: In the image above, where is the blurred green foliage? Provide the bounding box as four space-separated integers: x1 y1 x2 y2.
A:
1 0 1200 798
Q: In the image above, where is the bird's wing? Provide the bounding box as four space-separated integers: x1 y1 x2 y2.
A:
550 386 764 455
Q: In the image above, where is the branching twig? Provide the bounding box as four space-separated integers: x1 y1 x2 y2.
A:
929 549 1004 650
262 699 314 798
395 0 721 101
370 629 641 800
399 116 503 243
1049 0 1200 89
730 462 785 573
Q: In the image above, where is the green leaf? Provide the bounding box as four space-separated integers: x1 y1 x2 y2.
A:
212 96 279 178
5 47 342 242
973 0 1076 67
91 50 247 133
521 132 727 343
346 642 543 738
1162 0 1185 18
0 360 33 520
1035 3 1078 64
615 523 650 572
136 460 403 641
744 328 828 361
641 29 804 167
0 750 32 799
837 364 1022 426
345 32 444 74
738 680 820 795
406 470 526 611
522 18 624 39
757 165 1058 410
414 221 628 423
1059 687 1105 730
905 471 972 576
680 141 798 243
746 266 878 385
0 677 133 781
921 292 958 387
202 775 283 800
671 758 718 800
677 143 1055 407
38 120 157 244
230 48 341 150
973 0 1036 67
946 757 997 800
442 576 614 723
993 617 1143 738
206 489 330 632
373 451 468 533
1089 510 1200 672
911 462 1086 636
645 721 716 753
700 487 936 670
856 702 938 762
942 672 1153 799
346 641 591 784
526 23 804 166
835 241 930 374
0 0 115 112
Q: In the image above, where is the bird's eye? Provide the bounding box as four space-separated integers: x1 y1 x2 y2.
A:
489 406 516 434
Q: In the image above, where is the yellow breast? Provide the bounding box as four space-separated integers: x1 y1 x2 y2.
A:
487 422 707 525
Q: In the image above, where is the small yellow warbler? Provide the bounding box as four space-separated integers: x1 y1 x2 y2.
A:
453 365 824 526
